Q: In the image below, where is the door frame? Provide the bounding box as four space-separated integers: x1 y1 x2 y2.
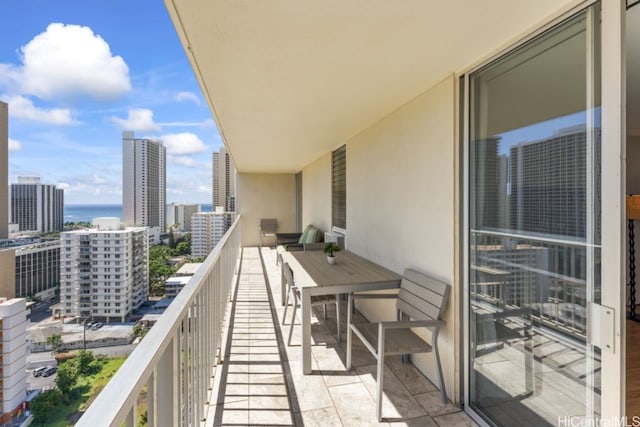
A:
458 0 626 424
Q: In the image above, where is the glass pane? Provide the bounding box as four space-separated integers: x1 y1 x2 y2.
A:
468 6 601 426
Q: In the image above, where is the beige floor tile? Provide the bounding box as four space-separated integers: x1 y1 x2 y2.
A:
249 408 294 425
328 382 390 426
298 407 344 427
250 383 288 396
433 411 477 427
388 415 439 426
286 360 334 413
356 364 427 420
385 356 438 396
249 394 291 410
414 391 461 417
220 408 249 425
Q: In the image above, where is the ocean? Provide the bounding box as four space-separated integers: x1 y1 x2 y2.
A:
65 204 213 223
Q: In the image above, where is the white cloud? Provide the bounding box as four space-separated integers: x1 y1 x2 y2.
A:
174 91 200 105
110 108 161 132
4 23 131 101
161 132 207 155
169 155 197 167
8 138 22 151
3 95 74 124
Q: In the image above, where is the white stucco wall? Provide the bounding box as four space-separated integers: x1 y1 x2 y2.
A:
300 76 458 400
301 152 332 234
236 173 296 246
346 76 456 400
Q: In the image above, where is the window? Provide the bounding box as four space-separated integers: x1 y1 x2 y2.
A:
331 145 346 230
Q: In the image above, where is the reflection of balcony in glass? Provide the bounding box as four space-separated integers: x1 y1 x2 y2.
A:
473 242 549 307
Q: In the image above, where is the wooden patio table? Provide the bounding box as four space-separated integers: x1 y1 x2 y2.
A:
283 250 402 374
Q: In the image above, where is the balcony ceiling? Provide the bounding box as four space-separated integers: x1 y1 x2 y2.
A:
165 0 575 173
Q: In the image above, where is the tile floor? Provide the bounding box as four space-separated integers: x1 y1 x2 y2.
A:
206 247 476 426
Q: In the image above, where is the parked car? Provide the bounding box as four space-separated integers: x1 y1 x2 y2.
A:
32 366 47 377
41 366 57 377
91 322 103 330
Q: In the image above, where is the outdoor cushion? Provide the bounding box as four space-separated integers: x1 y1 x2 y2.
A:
297 225 316 244
299 225 320 244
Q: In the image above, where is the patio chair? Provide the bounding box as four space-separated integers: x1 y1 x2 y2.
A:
259 218 278 247
281 262 341 345
346 268 450 422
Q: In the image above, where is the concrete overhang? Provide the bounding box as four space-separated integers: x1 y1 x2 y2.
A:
164 0 579 173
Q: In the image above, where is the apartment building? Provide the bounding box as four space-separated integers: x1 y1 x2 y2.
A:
0 102 7 240
122 131 166 241
0 298 26 425
191 210 234 258
9 177 64 233
59 218 148 323
166 203 200 232
212 147 236 212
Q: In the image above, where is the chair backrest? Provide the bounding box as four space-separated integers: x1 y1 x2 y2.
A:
260 218 278 233
282 262 294 287
397 269 450 321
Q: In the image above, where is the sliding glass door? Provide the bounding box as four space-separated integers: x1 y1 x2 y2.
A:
466 4 605 426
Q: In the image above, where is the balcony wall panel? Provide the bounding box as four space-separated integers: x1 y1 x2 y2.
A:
346 76 457 400
237 173 296 246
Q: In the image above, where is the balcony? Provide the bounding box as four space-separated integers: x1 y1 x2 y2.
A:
77 217 472 426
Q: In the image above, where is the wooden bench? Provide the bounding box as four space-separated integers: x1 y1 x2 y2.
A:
346 268 450 421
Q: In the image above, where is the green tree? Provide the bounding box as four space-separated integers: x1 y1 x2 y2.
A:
55 362 76 395
46 334 63 353
175 240 191 255
168 228 175 248
133 322 147 339
148 244 177 296
75 350 97 375
30 389 63 425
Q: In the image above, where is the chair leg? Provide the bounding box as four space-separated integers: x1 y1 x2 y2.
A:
323 303 327 320
288 291 298 346
335 295 341 343
376 324 385 422
282 286 291 325
432 329 447 404
346 294 353 369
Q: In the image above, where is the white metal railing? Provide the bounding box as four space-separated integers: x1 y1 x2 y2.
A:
76 216 241 427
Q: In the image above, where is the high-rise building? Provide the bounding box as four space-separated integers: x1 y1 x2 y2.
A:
212 147 236 212
122 131 166 239
509 125 601 239
191 210 235 258
59 218 149 323
0 102 8 240
9 177 64 233
166 203 200 232
0 298 27 424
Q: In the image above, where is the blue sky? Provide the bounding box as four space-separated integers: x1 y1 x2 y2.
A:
0 0 222 204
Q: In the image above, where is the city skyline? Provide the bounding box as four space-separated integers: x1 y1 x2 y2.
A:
0 1 223 204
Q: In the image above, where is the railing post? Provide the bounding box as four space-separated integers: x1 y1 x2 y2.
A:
156 336 178 426
147 372 155 426
125 406 135 427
